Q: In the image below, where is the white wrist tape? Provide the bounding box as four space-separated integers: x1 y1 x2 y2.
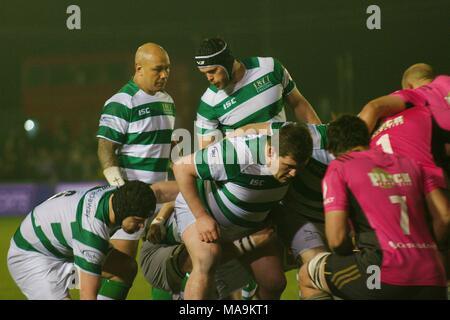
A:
233 235 256 255
103 166 125 186
150 217 167 238
151 216 166 225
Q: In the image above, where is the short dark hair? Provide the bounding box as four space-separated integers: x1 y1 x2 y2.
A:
112 181 156 226
327 115 370 156
274 123 313 166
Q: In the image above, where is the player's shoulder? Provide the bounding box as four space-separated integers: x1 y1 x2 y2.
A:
241 56 263 70
243 56 279 72
330 151 363 168
433 74 450 85
152 90 174 104
104 80 141 109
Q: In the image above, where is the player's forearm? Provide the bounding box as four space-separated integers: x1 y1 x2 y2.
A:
156 201 175 221
325 211 353 254
358 96 406 133
286 88 321 124
79 272 101 300
293 100 321 124
98 139 125 186
358 101 380 133
426 189 450 244
98 138 120 170
173 161 209 218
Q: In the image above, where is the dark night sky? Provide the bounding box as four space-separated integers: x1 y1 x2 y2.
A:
0 0 448 136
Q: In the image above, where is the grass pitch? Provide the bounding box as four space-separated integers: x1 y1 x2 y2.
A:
0 216 298 300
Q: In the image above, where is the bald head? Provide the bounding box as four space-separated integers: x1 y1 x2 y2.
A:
133 43 170 95
135 43 169 65
401 63 435 89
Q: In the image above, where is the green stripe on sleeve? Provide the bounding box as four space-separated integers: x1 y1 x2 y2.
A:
74 255 102 275
102 102 132 121
283 80 296 96
97 126 126 144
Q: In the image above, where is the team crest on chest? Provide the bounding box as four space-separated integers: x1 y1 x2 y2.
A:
162 103 173 115
253 75 273 93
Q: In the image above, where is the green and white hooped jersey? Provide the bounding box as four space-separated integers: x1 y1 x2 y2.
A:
196 57 295 138
12 186 115 276
194 135 290 228
97 80 175 184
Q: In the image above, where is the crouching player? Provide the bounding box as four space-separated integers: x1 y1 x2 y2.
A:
299 115 449 299
139 202 275 299
7 180 178 300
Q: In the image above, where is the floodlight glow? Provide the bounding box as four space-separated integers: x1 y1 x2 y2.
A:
24 119 35 132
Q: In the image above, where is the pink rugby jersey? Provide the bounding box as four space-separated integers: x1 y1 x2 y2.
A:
370 93 446 188
394 75 450 131
323 149 446 287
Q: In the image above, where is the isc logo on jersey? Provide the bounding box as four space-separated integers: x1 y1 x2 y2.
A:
139 108 151 116
223 98 237 110
250 179 264 186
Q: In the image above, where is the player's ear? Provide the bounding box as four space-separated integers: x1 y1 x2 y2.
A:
135 63 143 74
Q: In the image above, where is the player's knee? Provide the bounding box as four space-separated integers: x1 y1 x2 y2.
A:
110 239 139 258
125 257 138 282
258 269 287 295
191 244 222 273
102 250 138 285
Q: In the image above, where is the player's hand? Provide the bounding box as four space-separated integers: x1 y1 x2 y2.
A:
196 214 220 242
145 217 166 243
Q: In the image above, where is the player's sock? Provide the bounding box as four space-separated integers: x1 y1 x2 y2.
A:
97 279 130 300
151 287 173 300
241 279 258 300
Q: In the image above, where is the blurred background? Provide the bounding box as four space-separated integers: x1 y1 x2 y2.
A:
0 0 448 184
0 0 448 299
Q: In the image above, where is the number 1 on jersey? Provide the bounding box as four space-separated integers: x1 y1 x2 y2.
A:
376 133 394 154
